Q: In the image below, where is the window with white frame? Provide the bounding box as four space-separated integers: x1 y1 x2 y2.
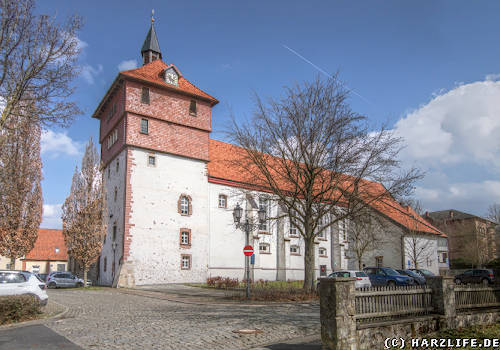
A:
290 245 300 255
258 197 269 231
259 243 270 253
339 219 347 241
319 247 327 256
180 230 190 246
179 195 191 215
439 252 448 263
148 155 156 167
107 129 118 149
289 209 298 236
218 194 227 208
181 255 191 269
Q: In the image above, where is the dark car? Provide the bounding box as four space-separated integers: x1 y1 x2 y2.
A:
454 269 494 286
397 269 426 285
363 267 414 287
408 268 436 282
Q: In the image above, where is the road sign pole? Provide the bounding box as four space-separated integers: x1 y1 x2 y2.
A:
245 220 250 299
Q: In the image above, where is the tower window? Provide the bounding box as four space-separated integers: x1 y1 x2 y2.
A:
148 155 156 167
181 255 191 270
114 187 117 202
180 228 191 247
141 87 150 104
116 159 119 173
218 194 227 208
189 100 197 116
178 195 192 216
112 223 117 241
140 119 149 134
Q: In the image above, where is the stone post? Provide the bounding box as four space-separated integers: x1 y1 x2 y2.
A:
427 276 456 329
320 277 358 350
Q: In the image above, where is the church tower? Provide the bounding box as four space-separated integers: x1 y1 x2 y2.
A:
92 17 218 287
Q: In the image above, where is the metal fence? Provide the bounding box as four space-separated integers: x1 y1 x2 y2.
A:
455 285 500 311
354 285 433 324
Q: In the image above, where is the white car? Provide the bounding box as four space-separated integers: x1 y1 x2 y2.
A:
0 270 48 305
319 270 372 289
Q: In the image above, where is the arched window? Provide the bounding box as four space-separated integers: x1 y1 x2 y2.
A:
178 194 192 216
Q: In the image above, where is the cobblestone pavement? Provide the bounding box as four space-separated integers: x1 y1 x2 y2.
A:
45 288 319 350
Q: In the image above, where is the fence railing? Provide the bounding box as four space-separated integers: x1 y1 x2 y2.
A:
355 285 433 324
455 284 500 311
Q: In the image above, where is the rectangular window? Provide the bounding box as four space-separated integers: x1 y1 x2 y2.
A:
32 265 40 273
375 256 383 268
112 224 117 241
140 119 149 134
103 257 107 272
289 225 297 237
108 129 118 150
181 255 191 270
57 264 65 272
218 194 227 208
148 155 156 167
189 100 197 116
259 243 270 253
319 248 327 257
141 87 150 104
180 229 191 246
290 245 300 255
259 197 269 231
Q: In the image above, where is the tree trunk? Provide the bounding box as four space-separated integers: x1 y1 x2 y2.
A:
9 257 15 270
358 256 362 270
83 263 87 288
303 237 316 292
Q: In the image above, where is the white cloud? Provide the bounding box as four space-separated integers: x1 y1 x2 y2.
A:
395 79 500 169
41 204 62 229
118 59 137 71
81 64 103 84
394 77 500 215
41 130 81 158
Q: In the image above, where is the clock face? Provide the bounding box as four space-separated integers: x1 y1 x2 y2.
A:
165 69 178 86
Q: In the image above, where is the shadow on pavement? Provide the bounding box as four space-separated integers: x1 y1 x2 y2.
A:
0 324 81 350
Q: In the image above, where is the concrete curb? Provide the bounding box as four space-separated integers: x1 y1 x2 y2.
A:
0 300 69 331
248 333 321 349
118 288 319 307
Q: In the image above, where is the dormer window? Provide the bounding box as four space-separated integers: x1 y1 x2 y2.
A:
165 67 179 86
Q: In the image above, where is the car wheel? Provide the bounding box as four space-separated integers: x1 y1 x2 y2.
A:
48 282 56 289
387 281 396 288
482 278 490 286
454 278 461 285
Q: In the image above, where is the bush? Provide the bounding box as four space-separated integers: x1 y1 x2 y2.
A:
0 295 42 325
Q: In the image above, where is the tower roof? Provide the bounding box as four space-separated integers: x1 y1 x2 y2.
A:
141 23 161 56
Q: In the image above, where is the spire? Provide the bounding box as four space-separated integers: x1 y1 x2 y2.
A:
141 10 162 65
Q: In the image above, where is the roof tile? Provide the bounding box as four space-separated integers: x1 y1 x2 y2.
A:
24 229 68 261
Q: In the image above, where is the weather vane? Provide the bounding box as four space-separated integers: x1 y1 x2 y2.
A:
151 9 155 23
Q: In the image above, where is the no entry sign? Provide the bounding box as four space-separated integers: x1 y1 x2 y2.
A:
243 245 254 256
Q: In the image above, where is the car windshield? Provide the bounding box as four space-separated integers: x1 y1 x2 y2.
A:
355 272 367 277
381 268 400 276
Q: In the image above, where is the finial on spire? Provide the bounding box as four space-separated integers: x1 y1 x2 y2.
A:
151 9 155 24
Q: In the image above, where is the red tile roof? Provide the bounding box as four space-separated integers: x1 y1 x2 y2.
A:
120 60 219 105
23 229 68 261
208 139 442 236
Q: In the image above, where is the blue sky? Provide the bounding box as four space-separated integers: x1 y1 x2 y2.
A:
37 1 500 228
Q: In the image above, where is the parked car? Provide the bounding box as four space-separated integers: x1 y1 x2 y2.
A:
0 270 48 305
46 272 85 288
363 267 414 287
317 270 372 289
397 269 426 285
35 273 48 282
408 269 436 283
454 269 494 285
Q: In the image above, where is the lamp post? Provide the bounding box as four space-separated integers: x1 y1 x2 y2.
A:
233 202 266 299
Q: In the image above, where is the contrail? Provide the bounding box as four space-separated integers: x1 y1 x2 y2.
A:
282 44 371 105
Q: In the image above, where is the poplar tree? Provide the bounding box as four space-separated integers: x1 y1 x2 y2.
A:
0 114 42 269
62 138 106 286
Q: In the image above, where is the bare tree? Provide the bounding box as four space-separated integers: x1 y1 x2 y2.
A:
486 203 500 225
0 0 82 130
0 113 42 268
346 210 387 270
62 138 106 286
228 76 422 291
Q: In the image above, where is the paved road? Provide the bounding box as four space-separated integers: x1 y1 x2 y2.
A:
0 324 81 350
42 287 319 349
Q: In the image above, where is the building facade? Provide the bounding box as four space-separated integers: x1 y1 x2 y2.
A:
94 22 444 287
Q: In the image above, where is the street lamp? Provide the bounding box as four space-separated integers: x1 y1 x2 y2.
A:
233 203 266 299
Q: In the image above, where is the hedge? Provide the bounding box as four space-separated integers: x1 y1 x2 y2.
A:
0 295 42 325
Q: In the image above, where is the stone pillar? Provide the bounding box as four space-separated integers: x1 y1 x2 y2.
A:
276 205 286 281
427 276 456 329
320 277 358 350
